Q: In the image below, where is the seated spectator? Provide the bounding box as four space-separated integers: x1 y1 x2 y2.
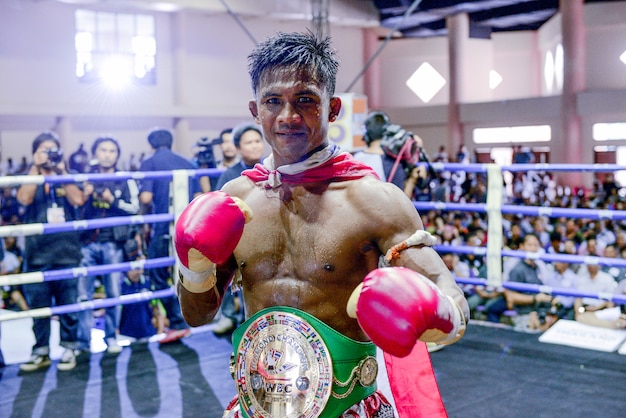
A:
468 284 505 323
574 280 626 330
573 263 618 315
459 230 486 278
497 234 553 328
506 223 524 251
564 219 583 247
439 224 462 247
601 243 625 283
442 252 470 280
562 238 580 273
531 216 551 250
547 230 563 254
527 256 577 331
578 233 604 257
617 245 626 282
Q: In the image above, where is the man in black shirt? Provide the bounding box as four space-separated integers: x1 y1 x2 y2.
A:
139 129 201 343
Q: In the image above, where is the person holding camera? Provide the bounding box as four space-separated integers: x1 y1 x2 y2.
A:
76 136 140 354
17 131 85 372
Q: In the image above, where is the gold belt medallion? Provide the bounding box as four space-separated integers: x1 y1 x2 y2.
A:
234 310 333 418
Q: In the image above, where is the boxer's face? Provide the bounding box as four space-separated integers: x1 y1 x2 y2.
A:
248 65 341 166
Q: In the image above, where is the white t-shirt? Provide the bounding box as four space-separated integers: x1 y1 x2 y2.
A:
576 270 618 307
353 151 385 181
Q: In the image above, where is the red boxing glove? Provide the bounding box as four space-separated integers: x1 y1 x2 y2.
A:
174 191 252 292
347 267 465 358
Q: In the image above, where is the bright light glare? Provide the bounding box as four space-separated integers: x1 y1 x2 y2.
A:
406 62 446 103
473 125 551 144
100 56 132 89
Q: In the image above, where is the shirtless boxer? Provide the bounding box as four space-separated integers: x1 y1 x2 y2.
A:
175 31 469 418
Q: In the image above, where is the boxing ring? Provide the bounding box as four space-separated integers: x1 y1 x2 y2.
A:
1 163 625 352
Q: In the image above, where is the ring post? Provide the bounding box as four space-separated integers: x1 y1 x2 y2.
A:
486 164 503 287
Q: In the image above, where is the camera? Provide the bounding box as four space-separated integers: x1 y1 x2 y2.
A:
195 137 220 168
43 147 64 168
537 302 563 325
93 183 107 195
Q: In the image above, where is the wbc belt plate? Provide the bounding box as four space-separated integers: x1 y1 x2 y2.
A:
234 310 333 418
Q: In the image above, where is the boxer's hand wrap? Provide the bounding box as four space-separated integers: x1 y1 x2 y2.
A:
174 191 252 293
383 230 437 265
346 267 466 358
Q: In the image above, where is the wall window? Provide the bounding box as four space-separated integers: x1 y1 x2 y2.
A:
472 125 551 144
75 10 156 86
593 122 626 141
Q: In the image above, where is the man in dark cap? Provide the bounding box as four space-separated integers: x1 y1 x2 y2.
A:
139 128 201 343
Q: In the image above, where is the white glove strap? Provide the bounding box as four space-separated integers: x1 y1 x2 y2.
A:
440 295 466 344
177 262 217 293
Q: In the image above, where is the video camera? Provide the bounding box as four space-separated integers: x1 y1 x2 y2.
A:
195 137 221 168
380 123 436 188
43 147 64 168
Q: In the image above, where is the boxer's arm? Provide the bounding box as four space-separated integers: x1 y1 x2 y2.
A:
378 181 469 322
348 179 469 356
174 191 252 326
178 256 238 326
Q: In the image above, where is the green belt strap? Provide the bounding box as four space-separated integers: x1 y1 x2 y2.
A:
232 306 378 418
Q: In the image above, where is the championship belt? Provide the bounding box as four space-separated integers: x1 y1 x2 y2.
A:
231 306 378 418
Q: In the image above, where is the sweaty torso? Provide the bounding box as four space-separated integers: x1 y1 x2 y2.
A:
230 179 382 341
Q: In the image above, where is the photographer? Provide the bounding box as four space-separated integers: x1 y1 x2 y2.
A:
77 136 140 354
354 111 407 190
17 131 85 372
356 111 434 199
398 133 436 201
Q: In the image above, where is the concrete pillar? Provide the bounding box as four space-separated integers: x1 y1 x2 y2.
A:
560 0 586 188
447 13 468 160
